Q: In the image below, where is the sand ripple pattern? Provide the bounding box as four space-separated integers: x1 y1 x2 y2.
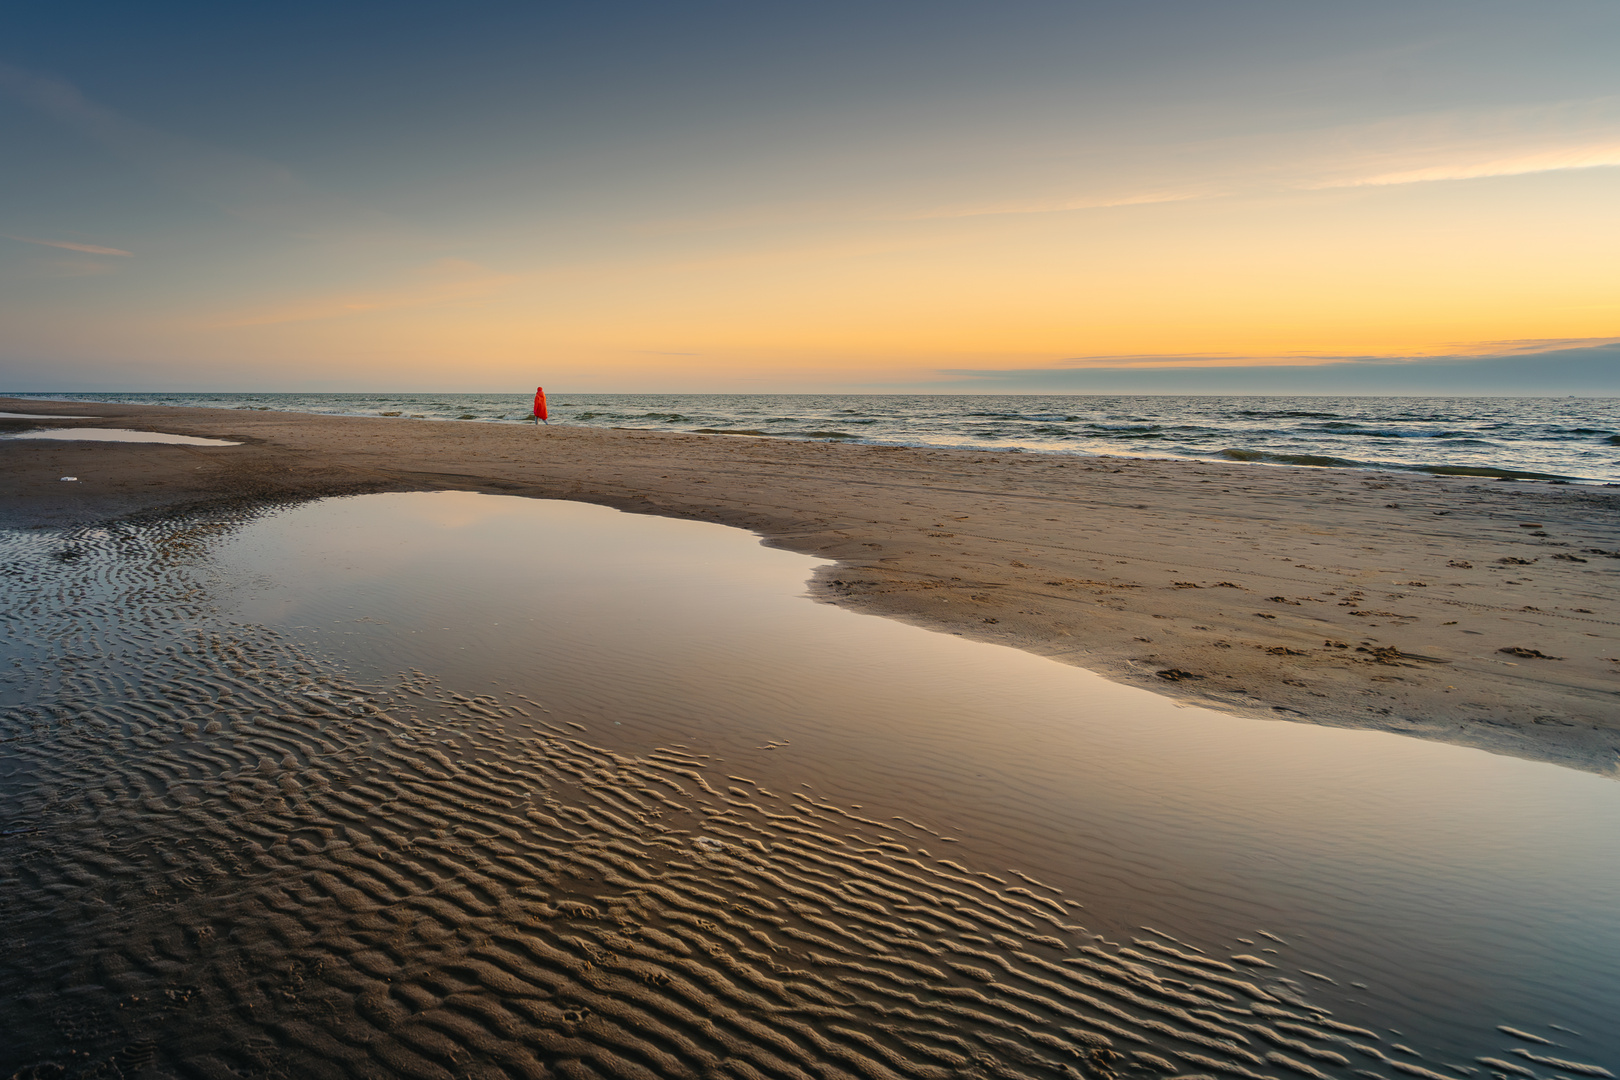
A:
0 505 1571 1080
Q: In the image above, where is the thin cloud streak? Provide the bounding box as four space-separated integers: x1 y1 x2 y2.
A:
1292 96 1620 190
931 341 1620 395
0 61 403 241
6 235 133 256
1456 336 1620 355
912 100 1620 217
1316 142 1620 188
1040 337 1620 371
208 263 518 328
907 191 1206 221
626 99 1620 243
1055 353 1392 371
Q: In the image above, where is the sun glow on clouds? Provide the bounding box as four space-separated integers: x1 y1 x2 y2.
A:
1295 98 1620 189
7 235 133 256
1327 142 1620 188
907 191 1207 221
209 259 517 328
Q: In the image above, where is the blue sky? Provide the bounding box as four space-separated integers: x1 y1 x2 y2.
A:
3 1 1618 393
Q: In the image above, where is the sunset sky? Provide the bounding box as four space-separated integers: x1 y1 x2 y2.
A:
2 1 1618 393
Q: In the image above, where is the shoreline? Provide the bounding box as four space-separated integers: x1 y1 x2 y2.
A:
5 395 1618 774
10 391 1617 486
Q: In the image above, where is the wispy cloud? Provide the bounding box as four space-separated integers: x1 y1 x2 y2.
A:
918 99 1620 215
907 191 1205 221
0 61 401 240
0 62 293 212
1293 97 1620 191
1459 336 1620 355
209 259 517 327
905 99 1620 218
6 234 133 256
1312 141 1620 189
1053 352 1378 370
638 97 1620 242
931 340 1620 394
1033 337 1620 371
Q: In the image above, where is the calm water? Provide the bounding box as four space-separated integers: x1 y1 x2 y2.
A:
11 390 1620 482
3 491 1615 1077
2 427 241 446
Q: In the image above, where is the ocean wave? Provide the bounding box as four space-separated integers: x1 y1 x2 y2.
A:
960 411 1084 422
1417 463 1578 480
1219 448 1361 468
1219 447 1580 480
1316 427 1451 439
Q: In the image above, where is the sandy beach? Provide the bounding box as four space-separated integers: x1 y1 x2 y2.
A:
6 397 1620 1078
4 396 1618 773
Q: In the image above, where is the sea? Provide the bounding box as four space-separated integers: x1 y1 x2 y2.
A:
8 391 1620 483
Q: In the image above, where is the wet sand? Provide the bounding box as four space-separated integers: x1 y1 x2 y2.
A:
6 409 1620 1077
7 492 1615 1078
4 397 1619 773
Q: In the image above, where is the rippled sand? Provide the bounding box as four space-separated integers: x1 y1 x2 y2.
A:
2 500 1612 1079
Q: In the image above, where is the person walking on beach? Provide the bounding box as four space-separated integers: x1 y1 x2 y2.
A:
533 386 549 425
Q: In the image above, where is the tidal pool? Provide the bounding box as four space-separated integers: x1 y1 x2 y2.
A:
0 411 95 419
3 426 241 445
2 490 1615 1078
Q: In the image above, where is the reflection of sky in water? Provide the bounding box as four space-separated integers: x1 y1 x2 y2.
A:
4 427 240 445
0 412 92 419
215 491 1620 1064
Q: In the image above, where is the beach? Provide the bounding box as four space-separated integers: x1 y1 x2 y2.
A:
11 5 1620 1074
5 396 1617 773
6 397 1620 1076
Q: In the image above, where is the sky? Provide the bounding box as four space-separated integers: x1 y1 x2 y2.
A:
2 1 1618 394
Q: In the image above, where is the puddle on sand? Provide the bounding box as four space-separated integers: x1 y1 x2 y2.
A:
2 491 1616 1079
0 411 94 419
3 426 241 445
